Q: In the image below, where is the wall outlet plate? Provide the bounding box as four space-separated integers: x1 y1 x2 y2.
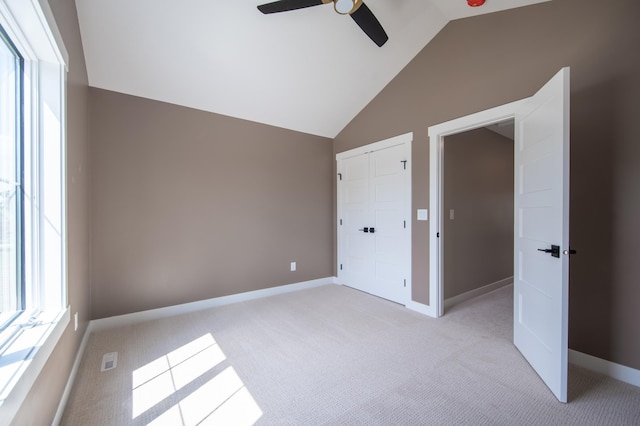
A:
290 262 296 272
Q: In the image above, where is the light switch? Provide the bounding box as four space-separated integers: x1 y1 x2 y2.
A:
417 209 428 221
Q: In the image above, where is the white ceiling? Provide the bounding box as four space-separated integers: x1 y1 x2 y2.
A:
75 0 550 138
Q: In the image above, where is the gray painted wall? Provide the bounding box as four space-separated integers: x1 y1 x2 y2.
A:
13 0 640 422
442 129 513 299
443 128 514 300
89 89 334 319
334 0 640 370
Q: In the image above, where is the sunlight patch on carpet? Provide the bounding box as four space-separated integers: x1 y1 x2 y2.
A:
131 333 262 425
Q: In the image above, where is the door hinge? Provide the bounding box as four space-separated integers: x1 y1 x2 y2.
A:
338 173 342 181
437 232 440 238
401 160 407 170
340 264 343 270
340 219 342 225
403 220 406 229
404 279 407 288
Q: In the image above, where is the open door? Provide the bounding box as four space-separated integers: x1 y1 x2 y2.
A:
514 67 570 402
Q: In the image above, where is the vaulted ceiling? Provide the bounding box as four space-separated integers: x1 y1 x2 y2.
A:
75 0 550 138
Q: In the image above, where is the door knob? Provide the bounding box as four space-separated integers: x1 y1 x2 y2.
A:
537 245 560 258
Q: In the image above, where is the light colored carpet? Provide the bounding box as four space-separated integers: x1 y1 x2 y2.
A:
61 284 640 425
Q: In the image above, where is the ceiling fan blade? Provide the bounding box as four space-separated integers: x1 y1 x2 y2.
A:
257 0 324 14
350 2 388 47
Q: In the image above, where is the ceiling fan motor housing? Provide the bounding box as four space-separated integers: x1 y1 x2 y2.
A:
333 0 362 15
259 0 387 47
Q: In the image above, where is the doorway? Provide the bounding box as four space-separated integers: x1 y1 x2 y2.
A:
442 121 514 311
427 67 571 403
428 100 524 317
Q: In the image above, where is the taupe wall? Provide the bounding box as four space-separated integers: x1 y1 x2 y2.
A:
11 2 640 421
12 0 92 424
334 0 640 370
443 128 513 300
89 89 334 319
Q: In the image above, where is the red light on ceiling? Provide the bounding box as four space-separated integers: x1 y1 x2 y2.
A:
467 0 486 6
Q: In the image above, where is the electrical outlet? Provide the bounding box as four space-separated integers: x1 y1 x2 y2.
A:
290 262 296 272
74 312 78 331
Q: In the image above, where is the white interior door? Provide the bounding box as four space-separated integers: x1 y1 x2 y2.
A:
337 135 411 305
514 67 570 402
370 145 410 303
340 153 373 294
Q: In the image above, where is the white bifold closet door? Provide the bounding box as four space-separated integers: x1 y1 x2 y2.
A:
337 136 411 305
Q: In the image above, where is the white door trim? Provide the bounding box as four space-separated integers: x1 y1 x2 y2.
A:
336 132 413 160
427 100 525 317
337 132 413 305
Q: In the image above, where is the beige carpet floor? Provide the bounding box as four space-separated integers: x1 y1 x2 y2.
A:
61 284 640 425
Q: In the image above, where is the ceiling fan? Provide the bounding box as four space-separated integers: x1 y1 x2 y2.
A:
257 0 388 47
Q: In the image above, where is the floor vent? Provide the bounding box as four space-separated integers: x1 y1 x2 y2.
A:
101 352 118 372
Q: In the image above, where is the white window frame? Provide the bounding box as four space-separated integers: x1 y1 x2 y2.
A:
0 0 69 422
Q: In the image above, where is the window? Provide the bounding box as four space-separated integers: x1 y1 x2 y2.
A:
0 0 69 422
0 24 23 329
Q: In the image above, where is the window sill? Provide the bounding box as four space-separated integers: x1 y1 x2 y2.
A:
0 307 69 423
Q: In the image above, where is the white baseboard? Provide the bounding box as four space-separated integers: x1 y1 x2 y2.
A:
52 321 93 426
406 300 437 318
444 276 513 309
569 349 640 389
91 277 336 332
53 277 336 422
50 279 638 422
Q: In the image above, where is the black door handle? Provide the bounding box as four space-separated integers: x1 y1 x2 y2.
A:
357 227 375 233
538 245 560 258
